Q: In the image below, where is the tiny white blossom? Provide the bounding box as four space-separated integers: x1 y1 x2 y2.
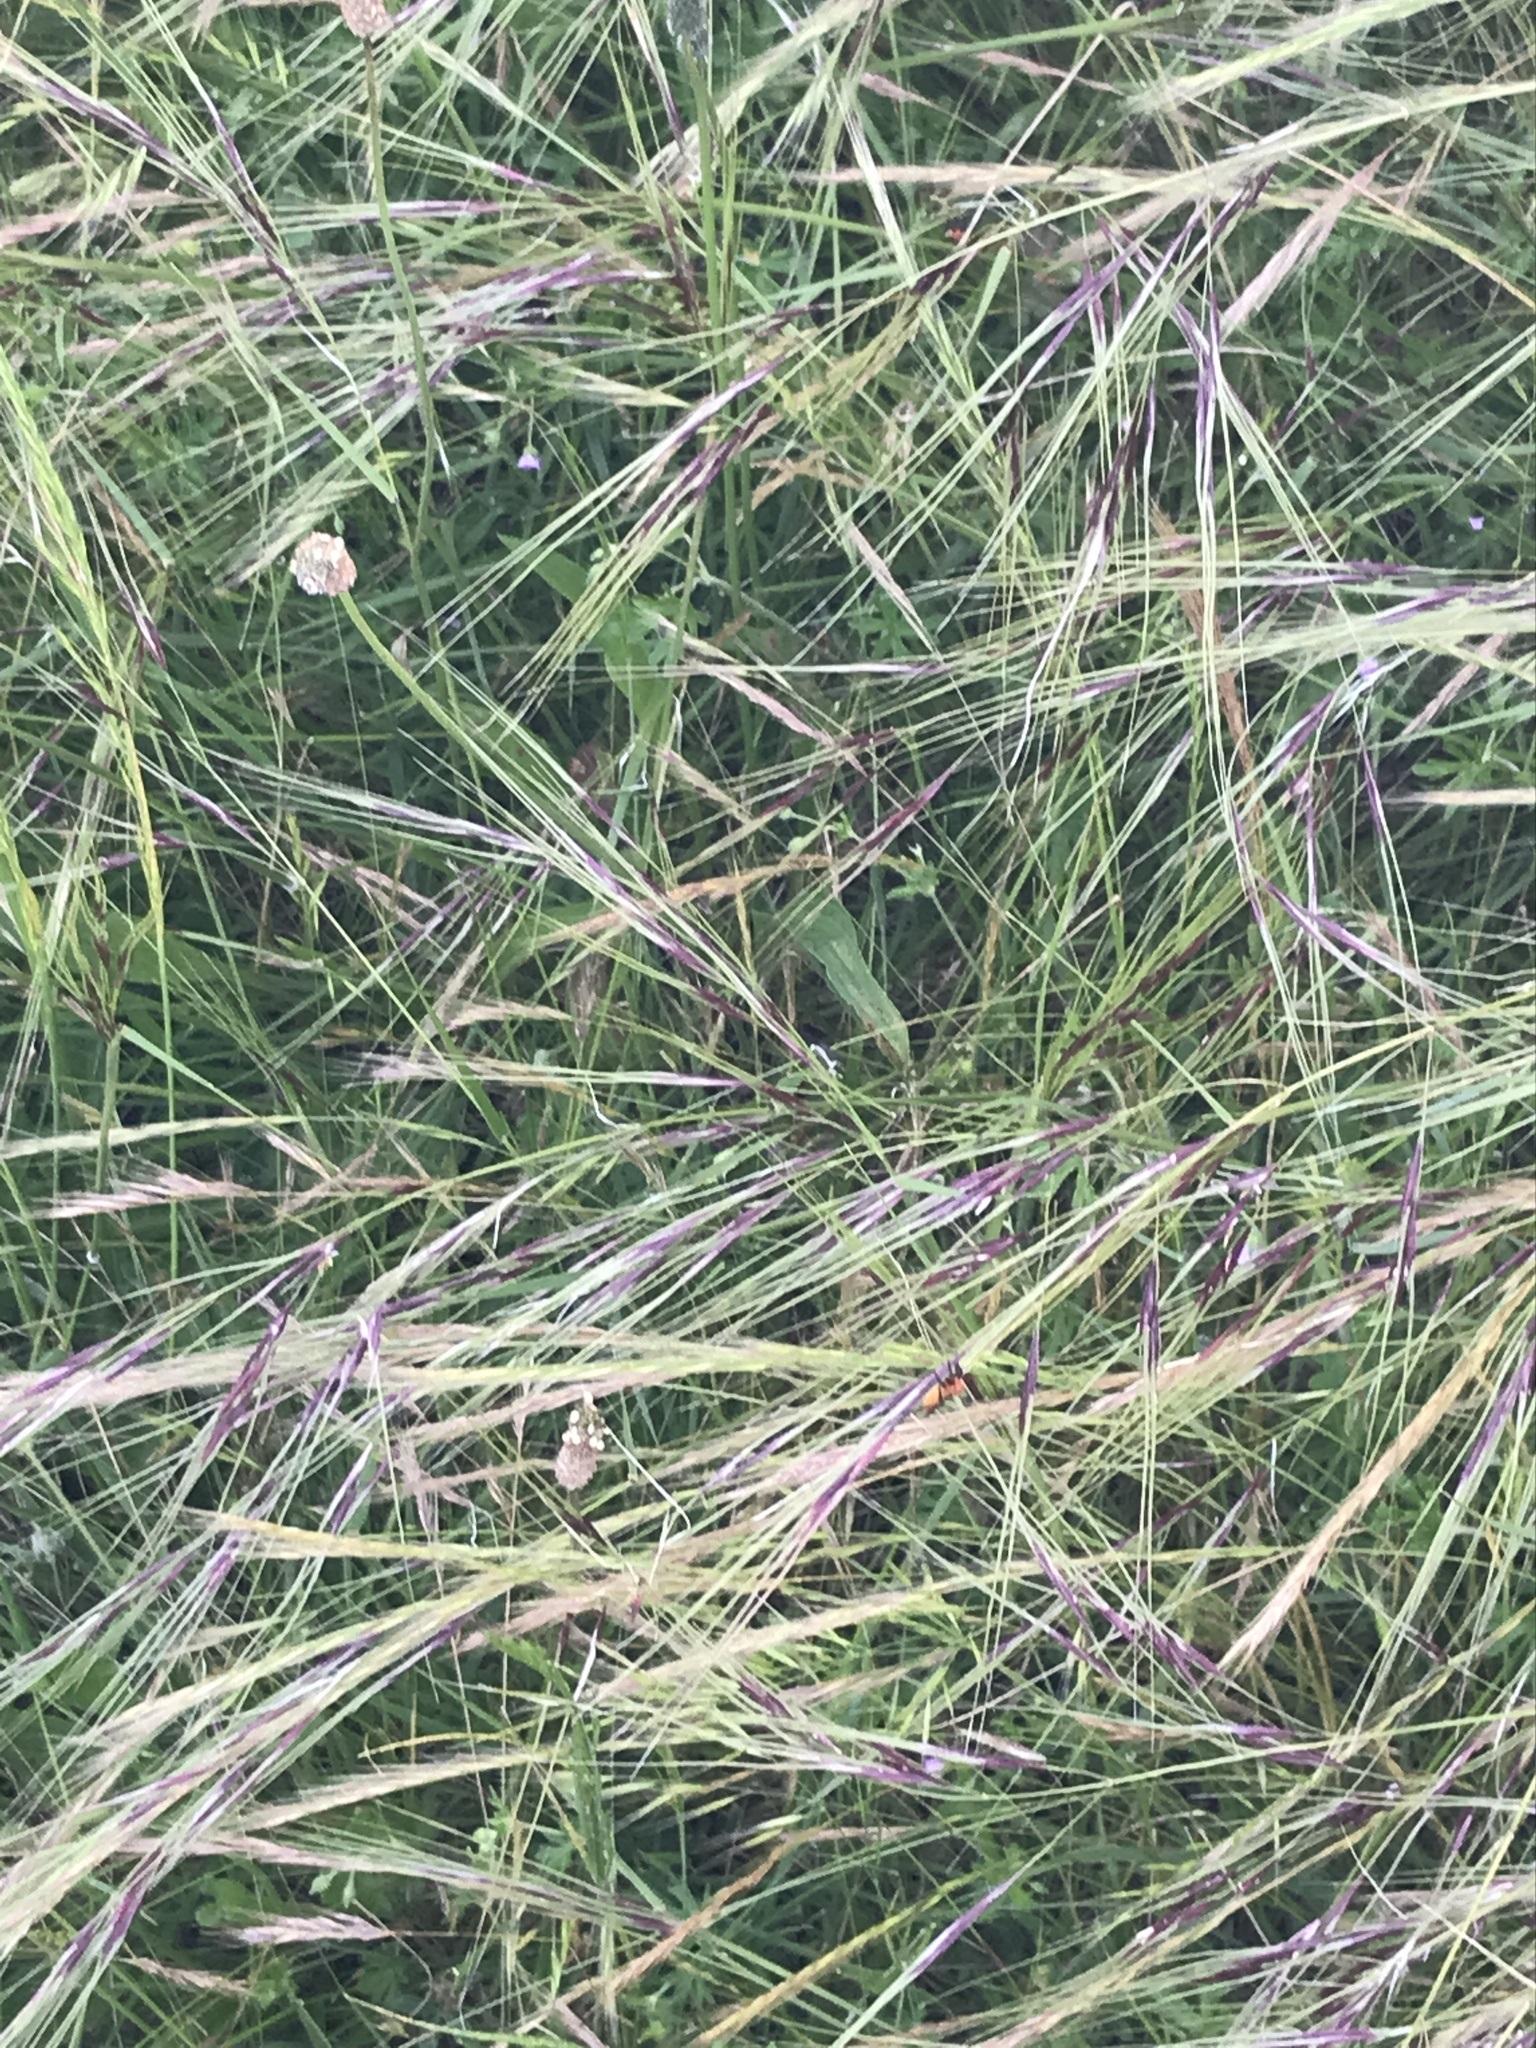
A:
554 1400 606 1493
291 532 357 596
339 0 392 36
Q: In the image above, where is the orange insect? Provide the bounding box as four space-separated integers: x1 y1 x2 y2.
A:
920 1372 971 1413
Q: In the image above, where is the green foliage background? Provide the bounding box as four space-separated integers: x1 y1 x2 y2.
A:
0 0 1531 2043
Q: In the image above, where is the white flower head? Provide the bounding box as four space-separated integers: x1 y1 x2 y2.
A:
339 0 392 37
291 532 357 597
554 1399 606 1493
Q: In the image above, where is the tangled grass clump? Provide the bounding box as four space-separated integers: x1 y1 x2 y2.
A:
0 0 1531 2042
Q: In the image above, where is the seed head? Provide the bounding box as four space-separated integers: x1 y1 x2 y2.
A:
291 532 357 597
339 0 392 37
554 1400 606 1493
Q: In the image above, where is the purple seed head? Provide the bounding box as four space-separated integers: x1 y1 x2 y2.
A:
1141 1259 1162 1372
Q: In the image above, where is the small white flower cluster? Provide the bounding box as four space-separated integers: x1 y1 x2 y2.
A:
339 0 392 38
554 1399 605 1493
291 531 357 596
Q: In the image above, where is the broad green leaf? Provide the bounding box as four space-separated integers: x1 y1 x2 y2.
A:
529 550 589 602
602 607 674 752
798 897 910 1067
